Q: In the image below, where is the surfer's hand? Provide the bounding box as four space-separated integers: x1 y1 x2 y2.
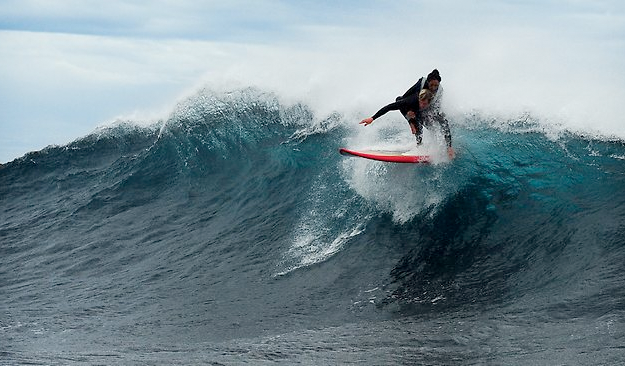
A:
360 117 374 126
447 147 455 159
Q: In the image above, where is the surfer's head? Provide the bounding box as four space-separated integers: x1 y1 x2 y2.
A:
426 69 441 83
426 69 441 92
418 89 434 109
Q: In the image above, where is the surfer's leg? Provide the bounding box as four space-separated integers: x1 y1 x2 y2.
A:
409 119 423 145
408 119 423 145
415 131 423 145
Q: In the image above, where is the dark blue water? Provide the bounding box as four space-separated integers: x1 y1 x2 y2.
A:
2 87 625 365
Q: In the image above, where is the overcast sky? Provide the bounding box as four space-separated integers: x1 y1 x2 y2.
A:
1 0 624 162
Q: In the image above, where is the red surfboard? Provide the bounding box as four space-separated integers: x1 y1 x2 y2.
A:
339 148 430 163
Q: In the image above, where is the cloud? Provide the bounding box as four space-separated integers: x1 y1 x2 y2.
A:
0 0 325 41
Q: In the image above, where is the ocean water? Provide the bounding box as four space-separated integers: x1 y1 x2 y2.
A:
1 87 625 365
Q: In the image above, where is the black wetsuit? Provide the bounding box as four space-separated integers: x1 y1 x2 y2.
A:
370 77 452 147
371 92 423 122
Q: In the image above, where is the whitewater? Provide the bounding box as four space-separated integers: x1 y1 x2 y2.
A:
1 85 625 365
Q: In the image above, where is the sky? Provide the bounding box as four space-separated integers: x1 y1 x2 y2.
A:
1 0 624 163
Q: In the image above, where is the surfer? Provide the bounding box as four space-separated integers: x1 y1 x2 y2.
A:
360 69 455 159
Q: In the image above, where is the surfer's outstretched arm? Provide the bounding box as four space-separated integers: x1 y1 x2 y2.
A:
360 99 407 126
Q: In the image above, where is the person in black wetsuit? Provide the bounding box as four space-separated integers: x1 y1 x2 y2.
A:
360 69 455 159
